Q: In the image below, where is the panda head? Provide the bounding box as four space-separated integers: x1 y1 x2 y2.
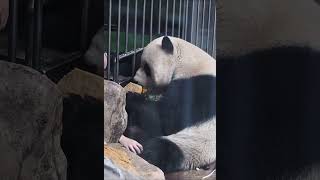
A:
133 36 176 89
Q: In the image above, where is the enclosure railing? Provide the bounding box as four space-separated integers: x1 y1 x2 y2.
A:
6 0 89 73
105 0 216 84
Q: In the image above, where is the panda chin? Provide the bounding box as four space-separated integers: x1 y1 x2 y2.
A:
146 85 168 95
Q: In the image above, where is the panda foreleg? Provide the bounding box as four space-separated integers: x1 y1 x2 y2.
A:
140 137 185 173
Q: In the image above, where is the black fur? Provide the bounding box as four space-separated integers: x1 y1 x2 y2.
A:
125 75 216 172
141 137 185 173
61 94 104 180
218 46 320 180
126 75 215 137
162 36 174 54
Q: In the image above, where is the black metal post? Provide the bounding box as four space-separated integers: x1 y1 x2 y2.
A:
33 0 43 70
81 0 89 53
26 0 34 66
8 0 18 62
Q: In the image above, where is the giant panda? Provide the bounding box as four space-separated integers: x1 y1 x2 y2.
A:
217 0 320 179
125 36 216 173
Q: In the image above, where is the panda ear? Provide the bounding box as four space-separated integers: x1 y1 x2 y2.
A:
161 36 174 54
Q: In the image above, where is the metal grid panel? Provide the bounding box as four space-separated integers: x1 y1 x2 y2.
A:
105 0 216 84
6 0 90 73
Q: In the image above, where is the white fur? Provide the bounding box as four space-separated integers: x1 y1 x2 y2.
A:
134 36 216 171
164 118 216 169
134 36 216 87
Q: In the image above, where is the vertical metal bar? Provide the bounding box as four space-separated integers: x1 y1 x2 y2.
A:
125 0 130 52
182 0 185 39
196 0 201 46
184 0 189 40
150 0 154 41
133 0 138 77
190 0 195 43
142 0 146 47
171 0 176 36
212 1 216 57
178 0 182 38
107 0 112 80
33 0 43 70
201 0 206 49
81 0 89 52
158 0 162 34
206 0 212 53
115 0 121 83
8 0 18 62
26 5 34 66
165 0 168 35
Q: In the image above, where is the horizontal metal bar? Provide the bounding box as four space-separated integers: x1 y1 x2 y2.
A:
119 48 144 60
41 52 83 73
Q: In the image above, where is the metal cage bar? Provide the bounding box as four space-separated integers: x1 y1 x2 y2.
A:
178 0 182 38
201 0 206 49
32 0 43 70
206 0 212 53
142 0 146 47
212 0 216 57
150 0 154 41
107 0 112 79
105 0 216 82
190 0 195 43
81 0 89 52
115 0 121 83
165 0 169 35
158 0 162 34
125 0 130 52
171 0 176 36
8 0 18 63
195 0 201 46
132 0 138 77
184 0 189 40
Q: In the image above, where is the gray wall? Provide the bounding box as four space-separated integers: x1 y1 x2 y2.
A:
217 0 320 56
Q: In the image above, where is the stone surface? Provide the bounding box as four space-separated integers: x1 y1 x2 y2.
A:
104 143 165 180
104 80 128 143
0 61 67 180
57 68 104 100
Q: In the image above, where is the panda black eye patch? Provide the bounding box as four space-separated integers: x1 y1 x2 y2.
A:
144 64 151 77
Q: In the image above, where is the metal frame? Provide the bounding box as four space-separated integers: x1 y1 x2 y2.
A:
6 0 90 73
106 0 216 84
